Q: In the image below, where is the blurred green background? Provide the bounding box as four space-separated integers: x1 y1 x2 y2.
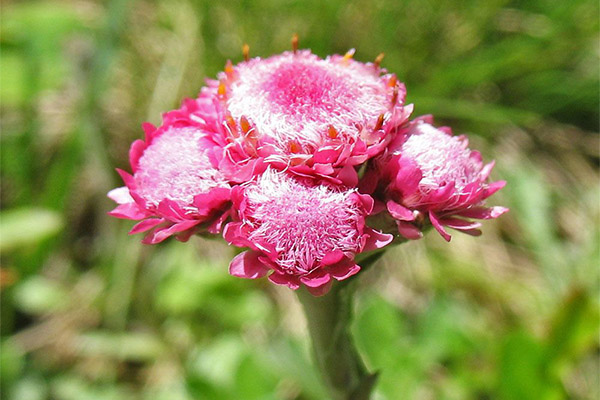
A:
1 0 598 399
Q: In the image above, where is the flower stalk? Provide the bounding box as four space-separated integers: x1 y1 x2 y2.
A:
296 251 387 400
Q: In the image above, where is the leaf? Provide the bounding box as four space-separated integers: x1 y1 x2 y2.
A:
0 208 63 252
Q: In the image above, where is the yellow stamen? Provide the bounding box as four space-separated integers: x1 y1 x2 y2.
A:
240 116 251 133
225 60 234 77
374 53 384 68
289 141 301 153
225 115 237 137
292 33 299 54
328 125 338 139
242 43 250 61
388 75 397 88
218 81 227 97
343 48 356 63
374 114 384 130
391 87 399 105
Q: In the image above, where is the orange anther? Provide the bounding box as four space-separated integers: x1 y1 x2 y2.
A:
374 53 384 68
218 81 227 97
388 75 397 88
242 44 250 61
343 48 356 62
225 115 238 137
240 116 251 133
328 125 338 139
225 60 234 76
292 33 299 54
391 87 399 105
289 141 301 153
374 114 384 130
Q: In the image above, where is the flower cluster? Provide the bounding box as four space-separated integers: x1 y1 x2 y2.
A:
109 45 507 295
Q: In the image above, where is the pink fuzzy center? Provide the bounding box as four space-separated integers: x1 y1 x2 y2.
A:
400 123 482 193
227 52 389 151
134 127 226 208
243 169 363 274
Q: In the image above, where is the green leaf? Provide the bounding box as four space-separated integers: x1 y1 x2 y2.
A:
12 276 68 315
0 208 63 252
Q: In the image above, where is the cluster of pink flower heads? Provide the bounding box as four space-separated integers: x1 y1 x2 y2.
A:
109 43 507 295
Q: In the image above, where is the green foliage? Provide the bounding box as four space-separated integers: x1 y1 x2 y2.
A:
1 0 598 399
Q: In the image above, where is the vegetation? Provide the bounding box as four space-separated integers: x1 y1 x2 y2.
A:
1 0 598 399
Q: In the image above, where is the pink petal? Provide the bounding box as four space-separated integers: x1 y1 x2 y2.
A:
337 165 358 187
429 211 451 242
144 220 199 244
129 139 147 172
363 228 394 251
268 272 300 290
305 280 333 296
107 187 134 204
439 217 482 231
300 271 331 288
457 206 509 220
485 180 507 197
313 147 340 164
229 251 271 279
108 203 148 220
396 221 423 240
129 218 164 234
327 261 361 280
386 200 415 221
321 250 345 266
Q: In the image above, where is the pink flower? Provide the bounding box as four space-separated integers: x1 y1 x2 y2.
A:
215 49 412 186
367 117 508 241
108 98 232 244
223 168 393 296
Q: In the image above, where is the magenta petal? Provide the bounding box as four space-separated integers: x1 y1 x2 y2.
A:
387 200 414 221
355 193 375 214
142 122 157 141
222 222 245 245
229 251 270 279
363 228 394 251
429 211 451 242
396 221 423 240
147 220 199 243
116 169 136 189
157 199 187 221
327 261 361 280
313 148 340 164
129 218 164 234
337 165 359 187
268 272 300 290
129 139 147 172
439 217 482 231
305 280 333 296
300 271 331 288
194 186 231 216
322 250 345 266
108 203 148 220
485 180 507 197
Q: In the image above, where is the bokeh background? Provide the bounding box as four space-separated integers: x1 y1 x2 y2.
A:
1 0 599 399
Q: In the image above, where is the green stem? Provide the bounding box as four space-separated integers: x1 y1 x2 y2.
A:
296 270 379 399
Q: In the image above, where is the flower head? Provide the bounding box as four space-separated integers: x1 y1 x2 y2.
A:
223 168 392 295
108 97 232 243
368 117 508 241
217 50 412 185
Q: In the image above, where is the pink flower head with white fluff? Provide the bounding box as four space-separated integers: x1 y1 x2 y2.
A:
368 117 508 241
216 49 412 186
108 97 232 244
223 168 392 296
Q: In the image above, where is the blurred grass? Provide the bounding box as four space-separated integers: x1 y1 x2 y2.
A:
1 0 598 399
